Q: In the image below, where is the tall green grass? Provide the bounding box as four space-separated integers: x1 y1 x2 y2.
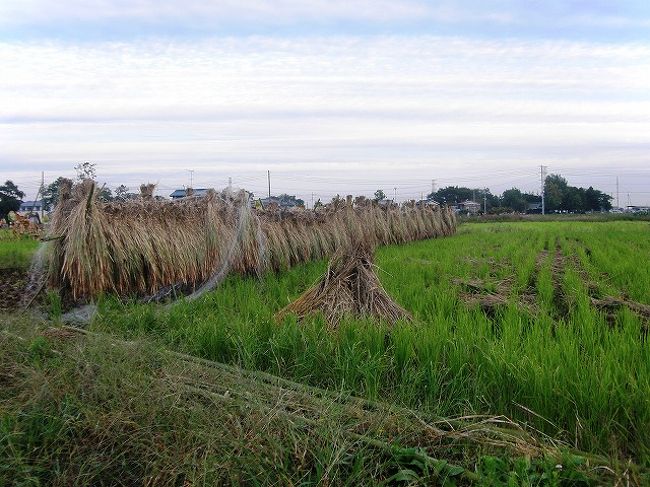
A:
91 221 650 464
0 230 39 269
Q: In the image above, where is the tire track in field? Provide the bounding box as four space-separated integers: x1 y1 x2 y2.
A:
550 239 570 321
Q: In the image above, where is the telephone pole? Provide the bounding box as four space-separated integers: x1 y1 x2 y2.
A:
616 176 619 208
311 192 314 209
431 179 436 195
267 170 271 198
187 169 194 189
39 171 45 220
540 165 547 215
393 187 397 202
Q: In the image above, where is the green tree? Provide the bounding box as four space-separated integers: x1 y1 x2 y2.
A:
481 189 500 212
275 194 305 207
374 189 386 201
584 186 613 211
543 174 612 212
98 186 113 202
428 186 473 205
564 186 586 212
544 174 568 211
115 185 130 200
500 188 527 212
114 185 138 201
596 191 613 211
0 180 25 224
42 176 67 211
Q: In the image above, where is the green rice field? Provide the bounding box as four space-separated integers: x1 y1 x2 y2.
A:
89 222 650 460
0 229 39 269
2 220 650 485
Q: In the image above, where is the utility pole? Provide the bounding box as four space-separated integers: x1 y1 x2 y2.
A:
393 187 397 202
188 169 194 189
616 176 619 208
540 165 547 215
431 179 436 195
228 177 232 191
483 194 487 214
267 170 271 198
39 171 44 221
311 192 314 209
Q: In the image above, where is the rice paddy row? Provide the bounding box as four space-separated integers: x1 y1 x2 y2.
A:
87 221 650 466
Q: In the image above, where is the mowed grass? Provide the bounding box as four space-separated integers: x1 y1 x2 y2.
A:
0 229 40 269
91 221 650 465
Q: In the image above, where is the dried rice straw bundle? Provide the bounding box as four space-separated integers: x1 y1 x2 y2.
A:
275 240 411 327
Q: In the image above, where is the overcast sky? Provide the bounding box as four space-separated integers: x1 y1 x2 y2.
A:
1 1 649 205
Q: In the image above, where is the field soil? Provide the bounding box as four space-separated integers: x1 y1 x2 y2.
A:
0 268 28 311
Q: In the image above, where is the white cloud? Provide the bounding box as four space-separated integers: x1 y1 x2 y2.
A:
3 0 650 33
0 0 449 25
1 36 649 202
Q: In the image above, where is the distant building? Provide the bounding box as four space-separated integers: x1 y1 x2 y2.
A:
626 205 650 214
526 202 543 214
19 200 44 213
169 188 212 199
458 200 481 214
417 198 441 208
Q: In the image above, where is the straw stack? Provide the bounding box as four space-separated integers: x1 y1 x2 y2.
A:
47 181 457 300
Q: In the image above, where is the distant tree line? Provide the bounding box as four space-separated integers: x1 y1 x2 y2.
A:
426 173 612 213
543 174 612 212
3 165 614 223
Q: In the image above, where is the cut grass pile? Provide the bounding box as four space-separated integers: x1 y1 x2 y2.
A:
89 221 650 467
0 317 636 485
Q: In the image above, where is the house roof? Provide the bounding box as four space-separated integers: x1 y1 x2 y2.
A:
20 200 43 207
459 200 480 206
418 199 440 206
169 188 211 198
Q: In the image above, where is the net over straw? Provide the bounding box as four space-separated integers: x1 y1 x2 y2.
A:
47 181 457 300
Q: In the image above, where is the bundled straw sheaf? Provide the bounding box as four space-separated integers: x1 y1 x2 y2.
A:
275 241 412 326
47 181 457 299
